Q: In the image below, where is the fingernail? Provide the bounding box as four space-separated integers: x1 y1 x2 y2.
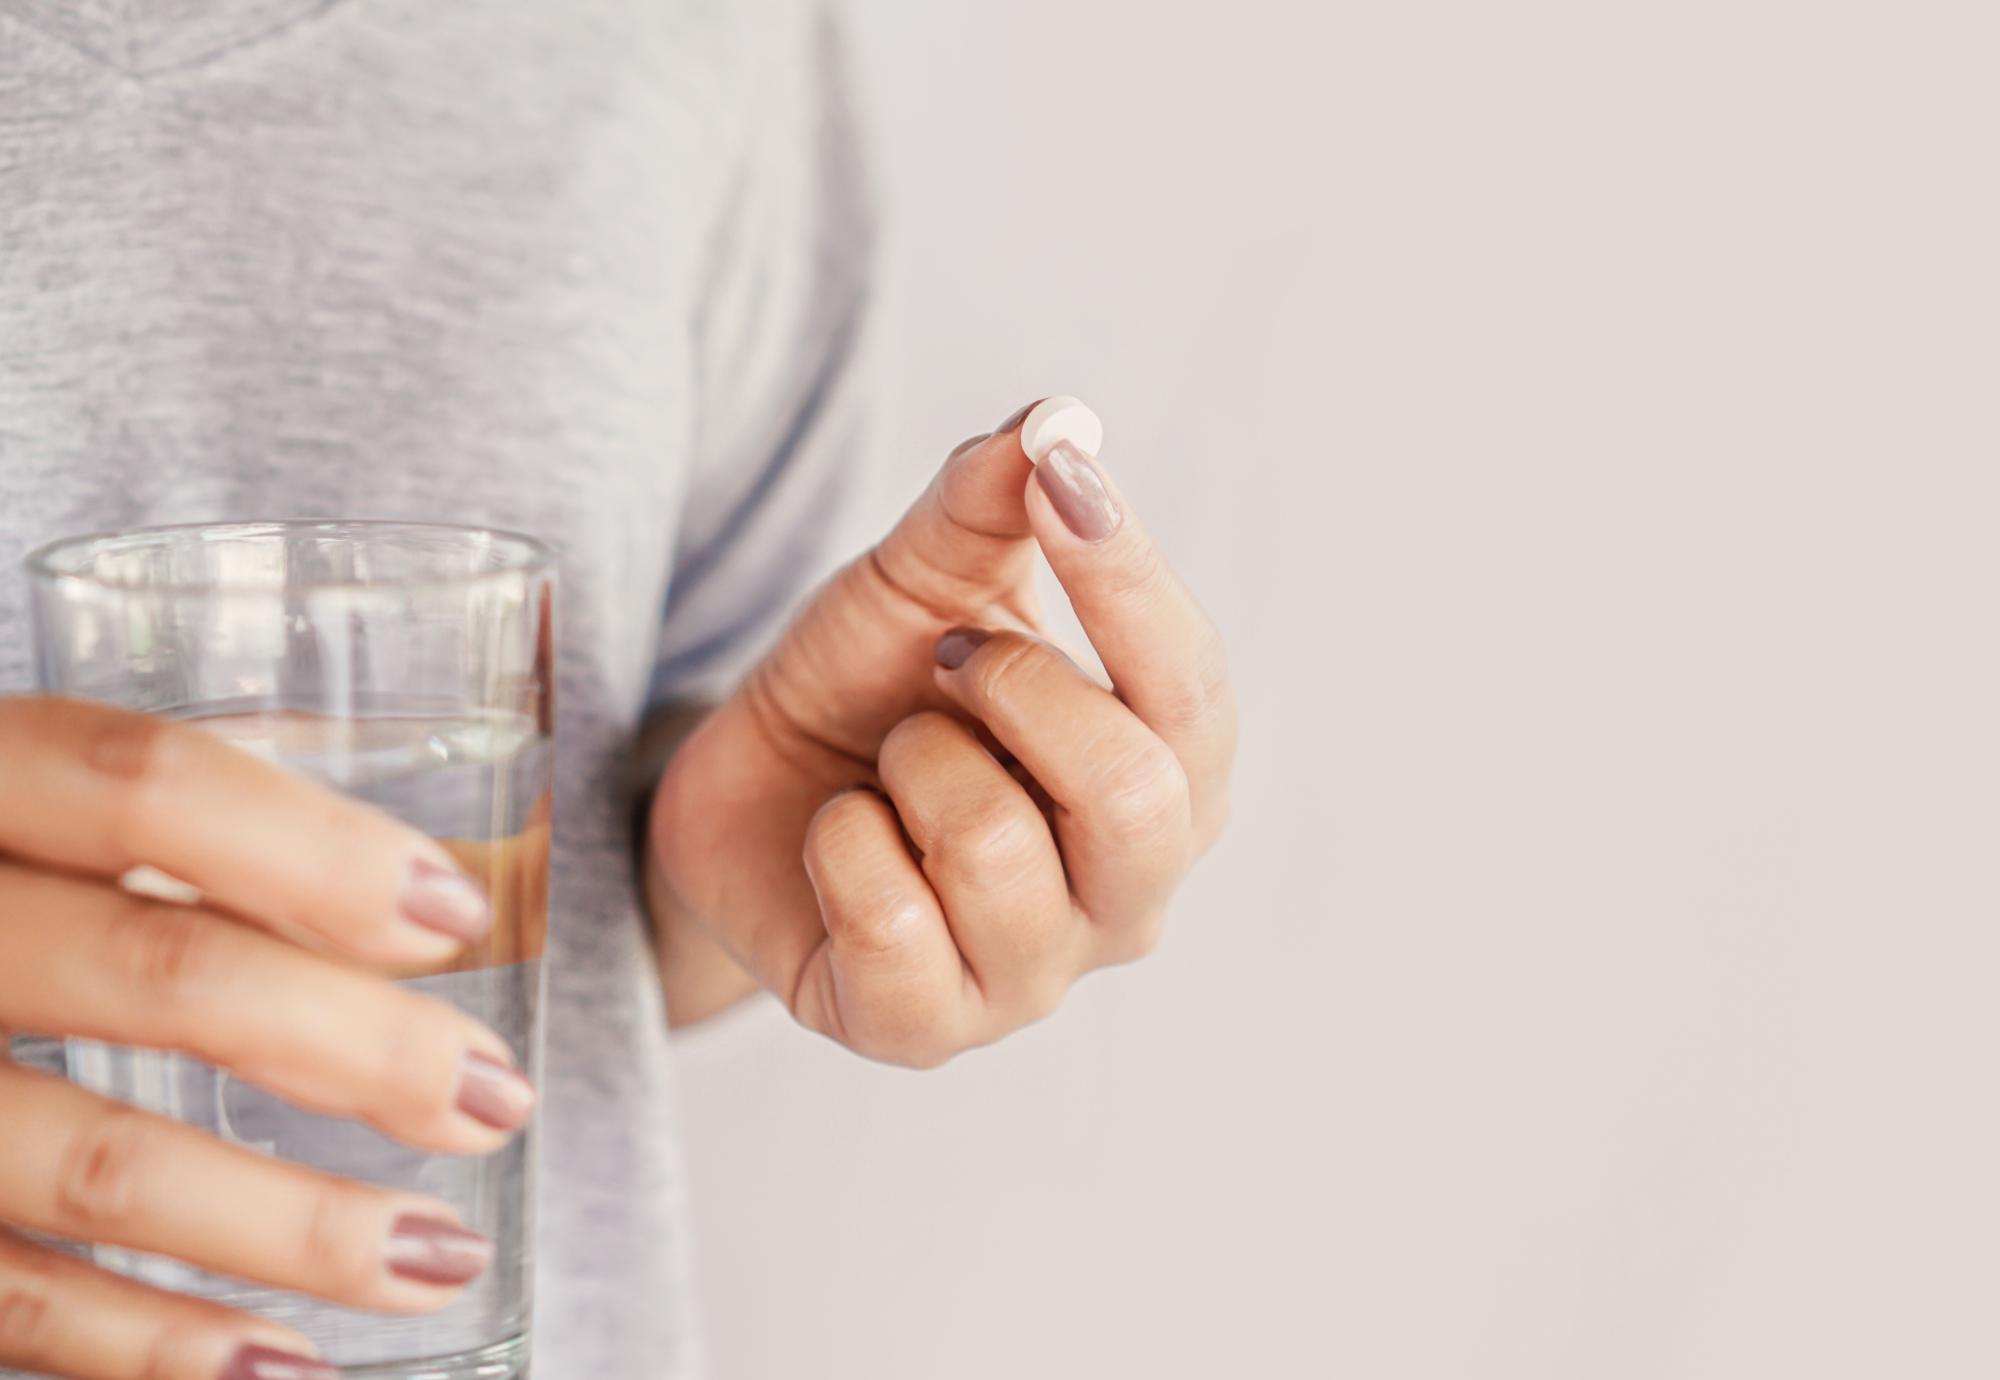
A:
400 857 491 943
947 432 991 459
384 1212 493 1287
455 1050 535 1132
934 626 991 670
993 398 1044 434
1035 440 1122 542
219 1344 338 1380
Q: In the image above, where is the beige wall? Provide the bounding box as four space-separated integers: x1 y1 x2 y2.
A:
670 3 1998 1375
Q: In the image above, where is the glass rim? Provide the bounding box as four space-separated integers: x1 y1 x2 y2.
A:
26 519 558 596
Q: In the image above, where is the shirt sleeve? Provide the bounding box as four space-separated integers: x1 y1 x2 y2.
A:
647 7 876 709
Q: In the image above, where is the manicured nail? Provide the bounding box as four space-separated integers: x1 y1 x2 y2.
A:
219 1344 338 1380
384 1213 493 1286
1035 440 1122 542
456 1051 535 1131
934 626 991 670
994 398 1045 434
400 857 490 943
947 432 991 459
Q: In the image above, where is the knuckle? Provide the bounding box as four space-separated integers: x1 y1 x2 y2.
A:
135 1322 206 1380
0 1232 64 1360
88 716 187 859
302 1179 383 1301
826 891 933 959
1093 743 1191 840
55 1106 158 1233
805 790 886 863
967 636 1047 709
1156 635 1236 738
942 809 1044 888
1101 539 1170 603
111 896 228 1007
357 994 459 1132
0 1285 51 1363
82 709 181 786
267 799 372 949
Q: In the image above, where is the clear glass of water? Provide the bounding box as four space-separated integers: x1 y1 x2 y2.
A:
22 520 555 1380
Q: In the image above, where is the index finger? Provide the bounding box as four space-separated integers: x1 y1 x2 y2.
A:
0 698 490 967
1011 404 1236 832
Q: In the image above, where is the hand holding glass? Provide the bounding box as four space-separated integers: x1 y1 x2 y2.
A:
1 522 553 1380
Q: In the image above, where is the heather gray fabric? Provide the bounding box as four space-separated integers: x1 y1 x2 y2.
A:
0 3 874 1373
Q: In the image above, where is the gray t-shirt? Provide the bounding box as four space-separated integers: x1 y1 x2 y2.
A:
0 2 872 1372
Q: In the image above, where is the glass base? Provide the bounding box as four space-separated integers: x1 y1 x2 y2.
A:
336 1333 528 1379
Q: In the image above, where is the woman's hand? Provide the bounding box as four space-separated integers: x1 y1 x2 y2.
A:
649 400 1236 1065
0 699 534 1380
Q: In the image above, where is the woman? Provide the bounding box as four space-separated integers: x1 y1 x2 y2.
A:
0 3 1235 1376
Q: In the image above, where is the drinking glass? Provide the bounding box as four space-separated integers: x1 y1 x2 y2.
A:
19 520 555 1379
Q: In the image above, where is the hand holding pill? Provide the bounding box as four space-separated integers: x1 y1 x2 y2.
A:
648 398 1235 1064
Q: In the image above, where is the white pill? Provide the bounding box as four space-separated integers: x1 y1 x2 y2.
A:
1019 395 1103 463
120 865 203 905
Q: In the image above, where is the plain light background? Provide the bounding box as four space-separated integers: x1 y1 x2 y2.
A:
671 3 1999 1376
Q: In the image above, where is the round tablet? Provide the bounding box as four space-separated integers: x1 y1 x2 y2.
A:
1019 396 1104 463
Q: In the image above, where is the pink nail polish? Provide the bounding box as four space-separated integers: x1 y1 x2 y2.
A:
456 1050 535 1131
399 857 491 943
218 1344 338 1380
1035 440 1121 542
934 626 991 670
384 1213 493 1287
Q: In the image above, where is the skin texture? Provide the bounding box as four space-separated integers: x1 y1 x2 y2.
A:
0 406 1233 1373
648 413 1236 1065
0 698 529 1378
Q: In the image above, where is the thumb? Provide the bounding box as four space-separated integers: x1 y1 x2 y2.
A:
871 401 1050 610
740 405 1052 761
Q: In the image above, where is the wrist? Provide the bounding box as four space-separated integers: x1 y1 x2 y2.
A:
639 704 760 1026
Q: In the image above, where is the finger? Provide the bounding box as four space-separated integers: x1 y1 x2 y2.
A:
864 395 1049 609
870 401 1047 617
931 628 1190 947
1019 417 1236 843
0 1065 492 1314
747 414 1051 763
876 713 1077 1018
0 1228 331 1380
0 863 533 1154
0 698 492 968
796 787 973 1067
876 400 1048 604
